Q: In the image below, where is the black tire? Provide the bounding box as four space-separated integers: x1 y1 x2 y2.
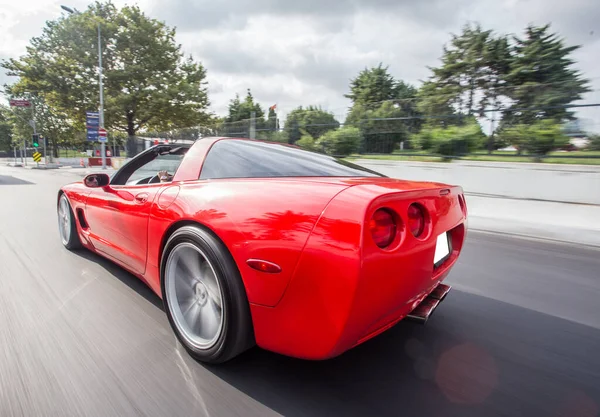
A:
161 225 255 364
58 193 82 250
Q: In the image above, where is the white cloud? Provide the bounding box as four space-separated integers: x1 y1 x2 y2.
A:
1 0 598 130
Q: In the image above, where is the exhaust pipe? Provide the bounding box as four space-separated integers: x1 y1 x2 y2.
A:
406 284 451 324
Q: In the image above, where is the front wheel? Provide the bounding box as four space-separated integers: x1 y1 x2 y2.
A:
161 225 255 363
58 194 82 250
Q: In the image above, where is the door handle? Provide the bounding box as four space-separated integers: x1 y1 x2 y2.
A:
135 193 149 203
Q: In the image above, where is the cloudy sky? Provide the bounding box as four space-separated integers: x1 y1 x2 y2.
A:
1 0 599 129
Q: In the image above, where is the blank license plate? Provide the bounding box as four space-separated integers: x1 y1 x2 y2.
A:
434 232 450 265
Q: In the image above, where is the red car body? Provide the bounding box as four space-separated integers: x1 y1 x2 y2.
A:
59 137 467 360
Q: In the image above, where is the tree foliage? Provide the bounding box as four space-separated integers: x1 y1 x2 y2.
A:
413 117 485 156
503 24 590 124
283 105 339 143
0 106 14 152
316 126 361 157
5 94 82 156
2 1 211 144
497 120 569 156
296 134 319 152
226 89 265 123
345 64 399 107
417 23 510 119
588 135 600 151
344 66 420 153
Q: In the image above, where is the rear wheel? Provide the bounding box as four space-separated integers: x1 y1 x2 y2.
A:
161 225 255 363
58 194 82 250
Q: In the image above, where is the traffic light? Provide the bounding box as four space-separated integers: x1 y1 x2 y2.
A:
32 134 40 148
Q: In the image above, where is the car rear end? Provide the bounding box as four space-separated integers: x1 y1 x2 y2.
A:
335 181 467 353
249 177 467 360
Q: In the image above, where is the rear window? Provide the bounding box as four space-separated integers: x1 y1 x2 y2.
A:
199 140 383 179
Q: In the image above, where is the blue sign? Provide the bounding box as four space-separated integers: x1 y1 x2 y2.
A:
86 111 100 141
86 111 100 127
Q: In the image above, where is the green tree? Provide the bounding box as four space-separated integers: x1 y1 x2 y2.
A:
497 120 569 158
0 105 14 152
503 24 590 124
413 117 485 158
4 94 81 157
268 130 289 144
346 101 414 154
483 35 511 152
345 64 398 107
296 134 319 152
225 89 265 123
2 2 211 155
345 65 421 153
283 106 339 143
418 23 506 119
316 126 361 156
588 134 600 151
223 89 267 138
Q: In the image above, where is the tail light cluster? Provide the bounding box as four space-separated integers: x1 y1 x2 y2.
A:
369 203 429 249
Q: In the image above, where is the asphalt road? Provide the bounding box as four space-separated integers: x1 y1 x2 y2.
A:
0 165 599 417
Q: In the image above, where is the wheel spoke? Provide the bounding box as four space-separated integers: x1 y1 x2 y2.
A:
201 263 222 308
182 302 201 325
198 299 221 340
165 242 225 350
179 249 202 280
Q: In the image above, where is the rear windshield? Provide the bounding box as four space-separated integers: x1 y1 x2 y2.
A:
199 139 383 179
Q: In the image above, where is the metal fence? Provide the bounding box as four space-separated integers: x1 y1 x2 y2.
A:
205 103 600 162
5 103 597 164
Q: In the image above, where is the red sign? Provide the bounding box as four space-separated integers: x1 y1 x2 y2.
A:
9 99 31 108
99 128 107 137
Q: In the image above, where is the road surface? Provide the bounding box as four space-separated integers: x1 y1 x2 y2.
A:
0 166 599 417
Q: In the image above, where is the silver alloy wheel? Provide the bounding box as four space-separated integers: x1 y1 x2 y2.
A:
58 195 72 246
165 242 224 349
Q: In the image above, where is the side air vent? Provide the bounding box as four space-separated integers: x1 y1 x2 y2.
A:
76 208 89 229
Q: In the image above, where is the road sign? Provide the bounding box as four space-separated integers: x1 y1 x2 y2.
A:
86 112 100 128
9 99 31 108
98 127 107 142
86 111 100 141
32 152 42 163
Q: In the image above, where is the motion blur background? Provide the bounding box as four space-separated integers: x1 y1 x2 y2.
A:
0 0 599 416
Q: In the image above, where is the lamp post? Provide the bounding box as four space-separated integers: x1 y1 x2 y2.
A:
61 5 106 169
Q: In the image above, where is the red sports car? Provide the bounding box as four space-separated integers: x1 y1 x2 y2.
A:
57 138 467 363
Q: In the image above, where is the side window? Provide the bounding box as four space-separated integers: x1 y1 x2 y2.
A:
125 154 185 185
111 146 189 186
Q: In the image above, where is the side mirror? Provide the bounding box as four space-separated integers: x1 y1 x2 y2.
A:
84 173 111 188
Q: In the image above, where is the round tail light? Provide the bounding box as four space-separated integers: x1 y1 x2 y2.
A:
408 203 425 237
369 209 397 248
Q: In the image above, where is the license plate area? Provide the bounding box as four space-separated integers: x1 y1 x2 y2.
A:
434 231 451 268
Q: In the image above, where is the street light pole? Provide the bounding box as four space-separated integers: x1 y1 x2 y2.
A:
61 5 106 169
97 23 106 169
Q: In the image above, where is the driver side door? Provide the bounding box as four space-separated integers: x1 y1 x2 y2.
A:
84 149 185 275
